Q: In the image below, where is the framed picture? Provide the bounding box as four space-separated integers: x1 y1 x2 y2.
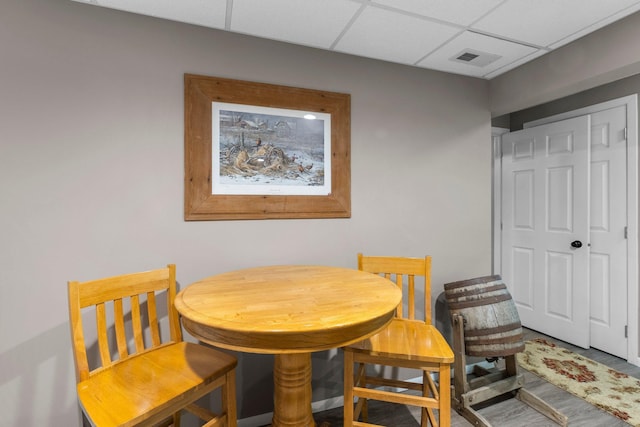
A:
184 74 351 220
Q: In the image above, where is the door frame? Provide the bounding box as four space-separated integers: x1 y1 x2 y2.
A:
492 94 639 366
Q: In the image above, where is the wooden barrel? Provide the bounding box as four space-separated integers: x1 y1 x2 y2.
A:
443 275 525 357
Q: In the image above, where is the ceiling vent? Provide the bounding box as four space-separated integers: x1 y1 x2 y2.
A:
457 52 479 62
450 49 502 68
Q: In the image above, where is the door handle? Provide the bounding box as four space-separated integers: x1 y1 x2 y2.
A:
571 240 582 248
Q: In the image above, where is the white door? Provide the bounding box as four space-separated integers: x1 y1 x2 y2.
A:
501 116 591 348
589 106 628 358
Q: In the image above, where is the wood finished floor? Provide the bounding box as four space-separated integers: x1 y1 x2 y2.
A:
313 328 640 426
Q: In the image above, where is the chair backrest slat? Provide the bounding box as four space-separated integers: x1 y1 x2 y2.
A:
147 292 161 347
408 275 415 320
131 294 147 353
113 299 128 359
358 253 432 324
96 303 112 367
68 264 179 383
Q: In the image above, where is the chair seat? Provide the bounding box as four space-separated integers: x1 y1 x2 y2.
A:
77 341 237 427
345 319 454 364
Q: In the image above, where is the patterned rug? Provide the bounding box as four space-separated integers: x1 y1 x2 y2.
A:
517 338 640 426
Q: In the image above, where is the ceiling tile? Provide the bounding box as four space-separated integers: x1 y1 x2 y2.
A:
373 0 505 26
418 31 539 78
473 0 640 48
547 3 640 49
335 6 461 65
75 0 227 29
230 0 362 49
483 49 548 79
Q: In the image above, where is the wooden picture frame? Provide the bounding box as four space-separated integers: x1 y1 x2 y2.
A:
184 74 351 220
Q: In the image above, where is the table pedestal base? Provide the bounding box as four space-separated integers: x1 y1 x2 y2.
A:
272 353 316 427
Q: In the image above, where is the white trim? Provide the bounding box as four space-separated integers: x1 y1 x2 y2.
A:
629 98 639 367
495 94 638 366
492 127 508 275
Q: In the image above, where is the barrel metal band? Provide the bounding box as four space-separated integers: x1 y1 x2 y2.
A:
446 292 513 310
466 334 525 345
444 275 501 290
444 283 507 300
463 321 523 337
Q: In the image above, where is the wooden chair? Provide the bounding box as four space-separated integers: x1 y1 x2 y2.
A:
343 254 454 427
68 264 237 427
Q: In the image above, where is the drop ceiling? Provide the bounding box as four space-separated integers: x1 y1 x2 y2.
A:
72 0 640 79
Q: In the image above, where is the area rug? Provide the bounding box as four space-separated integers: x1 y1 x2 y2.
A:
517 338 640 426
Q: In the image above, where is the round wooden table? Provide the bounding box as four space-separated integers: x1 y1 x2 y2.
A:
174 265 402 427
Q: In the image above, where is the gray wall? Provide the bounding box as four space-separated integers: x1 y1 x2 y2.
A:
490 11 640 117
508 73 640 130
0 0 492 425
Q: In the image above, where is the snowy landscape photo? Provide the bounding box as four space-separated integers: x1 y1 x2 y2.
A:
212 102 331 196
